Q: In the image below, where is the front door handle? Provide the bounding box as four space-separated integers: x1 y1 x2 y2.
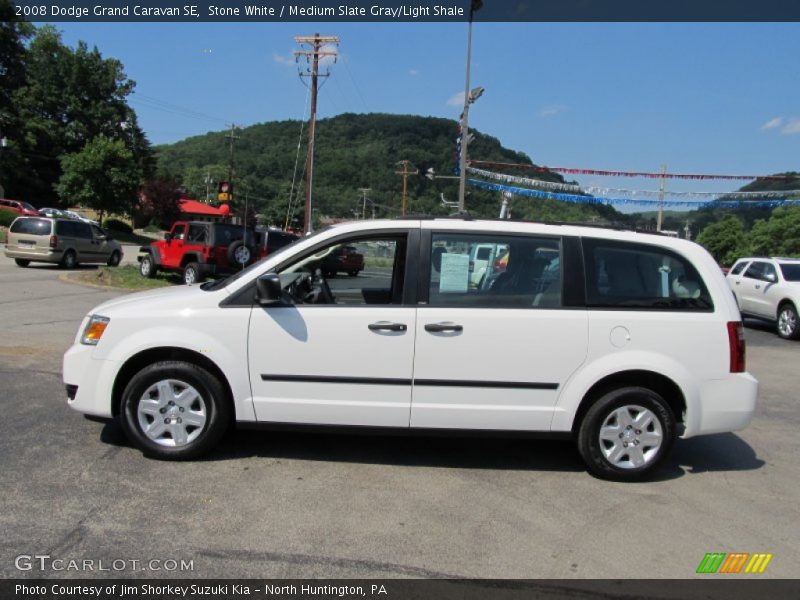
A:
425 322 463 333
368 321 407 332
755 284 761 290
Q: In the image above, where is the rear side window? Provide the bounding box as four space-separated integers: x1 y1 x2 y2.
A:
427 233 562 308
730 261 748 276
583 239 713 311
56 221 77 236
10 218 52 235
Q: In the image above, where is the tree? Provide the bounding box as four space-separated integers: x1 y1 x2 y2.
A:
137 178 182 229
696 214 748 265
748 206 800 257
8 25 152 205
56 136 142 225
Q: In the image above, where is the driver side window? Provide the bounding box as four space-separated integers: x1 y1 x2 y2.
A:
278 235 406 306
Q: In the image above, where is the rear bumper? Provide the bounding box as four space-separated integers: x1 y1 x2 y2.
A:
683 373 759 438
5 248 61 262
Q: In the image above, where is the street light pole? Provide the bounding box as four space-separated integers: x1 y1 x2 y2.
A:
457 17 474 213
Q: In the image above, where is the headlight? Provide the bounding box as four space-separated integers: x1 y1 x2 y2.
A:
81 315 110 345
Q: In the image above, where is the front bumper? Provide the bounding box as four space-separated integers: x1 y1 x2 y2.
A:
63 343 118 418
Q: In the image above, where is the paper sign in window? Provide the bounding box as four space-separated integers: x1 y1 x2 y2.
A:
439 253 470 292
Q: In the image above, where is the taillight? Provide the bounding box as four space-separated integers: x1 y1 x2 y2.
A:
49 235 58 249
727 321 745 373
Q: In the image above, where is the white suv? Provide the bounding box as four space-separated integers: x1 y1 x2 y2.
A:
63 218 758 481
726 257 800 339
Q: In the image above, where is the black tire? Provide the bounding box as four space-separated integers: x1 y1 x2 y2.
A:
182 262 203 285
227 240 254 266
139 254 157 278
119 360 231 460
348 270 360 277
776 302 800 340
14 258 30 267
107 250 121 267
577 386 676 482
60 250 78 269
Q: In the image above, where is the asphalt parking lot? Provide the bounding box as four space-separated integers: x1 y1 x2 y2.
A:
1 252 798 580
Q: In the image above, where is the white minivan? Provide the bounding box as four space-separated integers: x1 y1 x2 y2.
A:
63 218 758 480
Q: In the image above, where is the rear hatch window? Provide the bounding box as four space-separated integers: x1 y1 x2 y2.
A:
10 218 52 235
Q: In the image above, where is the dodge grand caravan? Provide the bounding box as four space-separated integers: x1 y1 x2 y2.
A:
63 218 758 480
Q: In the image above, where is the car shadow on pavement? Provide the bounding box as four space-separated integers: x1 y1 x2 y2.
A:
98 422 764 479
667 433 765 476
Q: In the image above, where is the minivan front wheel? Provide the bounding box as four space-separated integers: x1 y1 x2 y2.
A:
577 387 675 481
120 361 230 460
14 258 30 267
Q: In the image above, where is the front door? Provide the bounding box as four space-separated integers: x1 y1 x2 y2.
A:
162 223 187 269
410 230 588 431
248 230 417 427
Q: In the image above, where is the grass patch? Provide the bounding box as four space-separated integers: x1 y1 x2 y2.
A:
0 228 6 244
69 265 180 290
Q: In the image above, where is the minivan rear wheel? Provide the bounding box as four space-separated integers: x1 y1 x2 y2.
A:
119 361 230 460
61 250 78 269
14 259 30 267
577 387 676 481
107 250 121 267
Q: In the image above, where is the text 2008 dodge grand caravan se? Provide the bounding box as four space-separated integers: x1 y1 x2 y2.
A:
63 218 758 480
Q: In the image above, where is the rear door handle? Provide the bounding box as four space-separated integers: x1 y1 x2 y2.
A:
368 322 407 332
425 322 463 333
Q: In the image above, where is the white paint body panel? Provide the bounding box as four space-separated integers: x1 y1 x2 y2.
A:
248 306 416 426
411 307 587 430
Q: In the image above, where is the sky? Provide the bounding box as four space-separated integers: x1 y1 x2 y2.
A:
51 21 800 206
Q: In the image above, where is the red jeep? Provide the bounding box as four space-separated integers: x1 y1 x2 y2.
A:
138 221 298 284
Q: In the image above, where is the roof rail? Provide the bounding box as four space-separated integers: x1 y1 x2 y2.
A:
391 214 670 235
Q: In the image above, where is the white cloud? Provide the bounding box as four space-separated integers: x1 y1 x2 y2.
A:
539 104 567 117
447 91 465 107
761 116 784 130
272 53 294 66
408 69 419 76
781 118 800 135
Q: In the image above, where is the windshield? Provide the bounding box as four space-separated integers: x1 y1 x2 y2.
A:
200 228 325 291
21 202 37 211
780 264 800 281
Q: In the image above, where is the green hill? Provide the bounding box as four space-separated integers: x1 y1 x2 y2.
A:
155 113 629 227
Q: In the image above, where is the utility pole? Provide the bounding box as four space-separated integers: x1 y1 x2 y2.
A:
358 188 371 219
656 164 667 232
395 160 418 216
295 33 339 234
457 1 484 212
225 124 240 205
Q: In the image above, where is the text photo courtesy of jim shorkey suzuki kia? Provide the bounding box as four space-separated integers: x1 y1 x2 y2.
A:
2 0 800 596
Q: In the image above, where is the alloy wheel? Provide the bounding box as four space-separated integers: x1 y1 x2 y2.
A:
136 379 207 447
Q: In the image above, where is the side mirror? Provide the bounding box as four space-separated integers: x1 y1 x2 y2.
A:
764 272 777 283
164 233 172 241
256 273 283 306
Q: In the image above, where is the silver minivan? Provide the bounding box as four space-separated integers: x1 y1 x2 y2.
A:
4 217 123 268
